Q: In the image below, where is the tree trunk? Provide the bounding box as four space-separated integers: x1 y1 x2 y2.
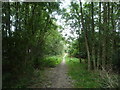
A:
102 3 107 69
97 2 101 70
79 0 91 70
78 18 82 63
91 2 96 70
111 3 115 65
6 3 11 37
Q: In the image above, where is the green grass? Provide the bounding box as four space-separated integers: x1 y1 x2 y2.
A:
66 57 100 88
43 55 62 67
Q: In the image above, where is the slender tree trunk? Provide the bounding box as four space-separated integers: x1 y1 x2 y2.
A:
3 5 8 37
31 4 36 35
111 3 115 65
78 19 82 63
15 2 19 31
97 2 101 70
102 3 107 69
78 38 82 63
106 2 110 65
79 0 91 70
6 3 11 37
91 2 96 70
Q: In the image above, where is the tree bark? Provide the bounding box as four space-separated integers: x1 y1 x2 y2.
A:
91 2 96 70
102 3 107 69
79 0 91 70
6 3 11 37
97 2 101 70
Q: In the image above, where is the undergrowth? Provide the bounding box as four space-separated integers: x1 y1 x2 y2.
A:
42 56 62 67
3 56 62 88
99 67 119 88
66 57 100 88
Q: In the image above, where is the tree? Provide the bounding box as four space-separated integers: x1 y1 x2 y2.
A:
79 1 91 70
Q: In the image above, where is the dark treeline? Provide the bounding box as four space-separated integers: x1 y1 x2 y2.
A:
62 1 120 87
63 1 120 71
2 2 64 87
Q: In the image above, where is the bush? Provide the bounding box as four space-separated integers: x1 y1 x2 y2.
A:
33 56 62 69
43 56 62 67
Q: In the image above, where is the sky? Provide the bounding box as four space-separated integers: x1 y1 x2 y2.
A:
55 0 79 41
10 0 79 41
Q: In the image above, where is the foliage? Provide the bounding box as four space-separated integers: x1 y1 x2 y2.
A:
2 2 64 88
3 55 62 88
62 1 120 71
40 56 63 68
68 39 86 58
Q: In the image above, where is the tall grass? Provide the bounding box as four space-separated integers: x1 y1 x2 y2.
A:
66 57 100 88
99 67 119 88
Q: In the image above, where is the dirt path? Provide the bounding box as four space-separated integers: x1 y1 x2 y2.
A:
29 54 74 88
44 53 73 88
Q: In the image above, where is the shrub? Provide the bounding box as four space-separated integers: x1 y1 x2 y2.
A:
43 56 62 67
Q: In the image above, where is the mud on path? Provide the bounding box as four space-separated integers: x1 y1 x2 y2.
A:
29 54 74 88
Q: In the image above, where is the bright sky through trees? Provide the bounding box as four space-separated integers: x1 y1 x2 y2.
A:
55 0 79 41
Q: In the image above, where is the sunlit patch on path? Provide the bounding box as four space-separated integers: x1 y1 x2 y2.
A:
61 53 67 65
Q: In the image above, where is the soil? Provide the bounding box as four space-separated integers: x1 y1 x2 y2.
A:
28 54 74 88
